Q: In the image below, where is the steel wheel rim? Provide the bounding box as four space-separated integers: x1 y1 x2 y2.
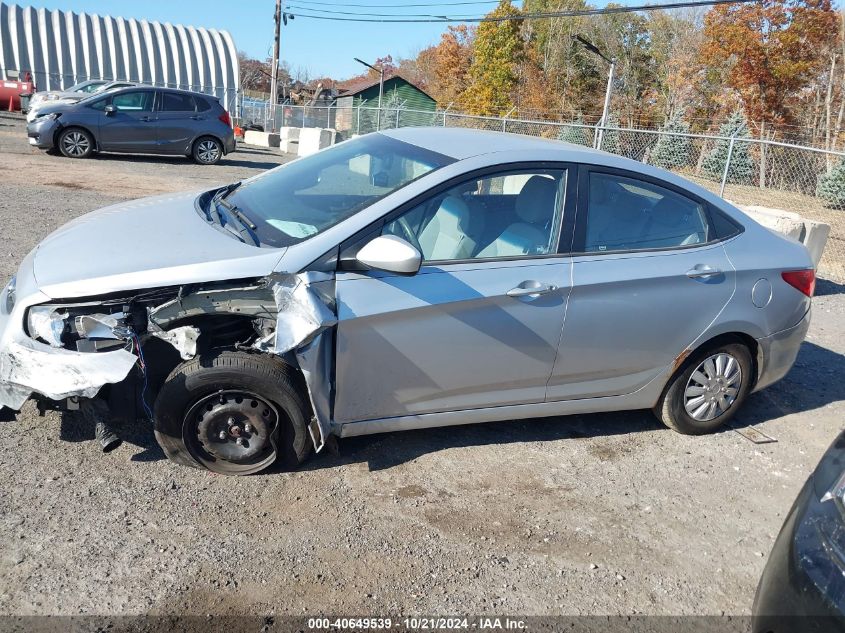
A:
62 131 89 156
683 352 742 422
183 389 279 475
197 140 220 163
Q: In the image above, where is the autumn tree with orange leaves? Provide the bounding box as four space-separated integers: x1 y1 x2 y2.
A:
427 25 474 107
702 0 837 126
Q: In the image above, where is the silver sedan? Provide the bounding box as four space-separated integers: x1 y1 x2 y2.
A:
0 128 814 474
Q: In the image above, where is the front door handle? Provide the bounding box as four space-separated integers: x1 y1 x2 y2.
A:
507 281 558 298
686 264 722 279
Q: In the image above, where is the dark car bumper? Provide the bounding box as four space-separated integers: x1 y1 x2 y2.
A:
223 133 236 155
26 115 60 150
753 431 845 633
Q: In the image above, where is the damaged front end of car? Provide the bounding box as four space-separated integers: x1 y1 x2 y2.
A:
0 267 338 462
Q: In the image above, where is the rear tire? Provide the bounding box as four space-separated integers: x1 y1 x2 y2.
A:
154 351 313 475
192 136 223 165
654 342 753 435
57 127 94 159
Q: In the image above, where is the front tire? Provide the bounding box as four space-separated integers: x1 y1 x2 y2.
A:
154 351 313 475
655 342 753 435
192 136 223 165
57 127 94 159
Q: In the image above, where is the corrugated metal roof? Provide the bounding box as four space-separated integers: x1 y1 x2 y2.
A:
0 1 239 109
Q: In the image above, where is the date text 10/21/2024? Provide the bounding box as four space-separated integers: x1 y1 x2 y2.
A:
306 618 528 630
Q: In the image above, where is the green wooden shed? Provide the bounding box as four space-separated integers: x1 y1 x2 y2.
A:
335 74 437 134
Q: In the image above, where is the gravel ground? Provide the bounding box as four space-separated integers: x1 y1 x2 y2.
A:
0 112 844 620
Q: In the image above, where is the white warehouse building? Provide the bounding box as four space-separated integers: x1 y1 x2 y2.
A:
0 1 239 110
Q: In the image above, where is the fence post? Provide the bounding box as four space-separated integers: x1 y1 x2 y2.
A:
443 102 453 127
502 106 516 133
327 104 331 129
356 106 361 135
396 107 400 128
759 121 766 189
720 135 737 198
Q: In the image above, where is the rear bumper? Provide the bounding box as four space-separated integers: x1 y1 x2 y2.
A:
754 307 811 392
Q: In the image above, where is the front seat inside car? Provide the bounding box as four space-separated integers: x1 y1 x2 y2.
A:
417 195 478 260
477 176 558 257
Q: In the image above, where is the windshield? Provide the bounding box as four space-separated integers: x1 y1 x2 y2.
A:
223 134 454 248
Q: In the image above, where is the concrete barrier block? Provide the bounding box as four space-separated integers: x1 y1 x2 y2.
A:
279 139 299 154
243 131 280 148
737 204 805 241
278 127 300 141
298 128 336 157
735 203 831 266
803 220 831 268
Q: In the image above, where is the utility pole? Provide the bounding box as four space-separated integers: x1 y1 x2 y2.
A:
269 0 282 132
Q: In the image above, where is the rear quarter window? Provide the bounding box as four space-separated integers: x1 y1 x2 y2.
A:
195 98 211 112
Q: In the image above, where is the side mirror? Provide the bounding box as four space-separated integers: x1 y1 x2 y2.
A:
104 104 116 115
356 235 421 275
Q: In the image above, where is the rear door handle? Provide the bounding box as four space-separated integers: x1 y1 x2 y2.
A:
686 264 722 279
140 116 154 122
507 281 557 298
189 115 205 120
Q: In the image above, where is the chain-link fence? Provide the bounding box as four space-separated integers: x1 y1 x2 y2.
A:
240 101 845 283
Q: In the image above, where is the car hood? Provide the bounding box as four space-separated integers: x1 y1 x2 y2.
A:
28 100 77 118
32 190 286 299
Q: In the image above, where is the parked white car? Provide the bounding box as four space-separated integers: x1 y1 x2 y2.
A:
26 80 136 121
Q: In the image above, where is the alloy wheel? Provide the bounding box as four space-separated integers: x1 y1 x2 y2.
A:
197 139 221 163
683 352 742 422
62 131 90 157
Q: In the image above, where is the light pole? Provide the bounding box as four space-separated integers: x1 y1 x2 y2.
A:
354 57 384 131
572 35 616 150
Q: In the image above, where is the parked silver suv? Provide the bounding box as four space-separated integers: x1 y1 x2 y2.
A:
26 86 236 164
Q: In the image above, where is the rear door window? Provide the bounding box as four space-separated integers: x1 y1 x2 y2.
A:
582 172 711 253
159 92 196 112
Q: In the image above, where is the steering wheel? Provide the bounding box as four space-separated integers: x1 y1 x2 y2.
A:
395 216 424 255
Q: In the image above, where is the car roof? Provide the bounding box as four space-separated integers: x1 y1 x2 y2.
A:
382 126 611 161
380 126 736 213
104 85 216 100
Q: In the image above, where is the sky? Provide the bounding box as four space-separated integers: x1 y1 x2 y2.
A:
24 0 528 80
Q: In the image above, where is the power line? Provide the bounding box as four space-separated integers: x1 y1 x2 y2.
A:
289 0 758 23
294 0 500 6
288 4 454 18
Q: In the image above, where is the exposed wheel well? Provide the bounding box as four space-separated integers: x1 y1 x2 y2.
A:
192 134 224 152
665 332 760 396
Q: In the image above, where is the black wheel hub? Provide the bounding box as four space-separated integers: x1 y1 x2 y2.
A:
185 390 278 473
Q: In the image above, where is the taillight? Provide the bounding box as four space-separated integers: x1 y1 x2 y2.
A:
781 269 816 297
218 110 231 127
